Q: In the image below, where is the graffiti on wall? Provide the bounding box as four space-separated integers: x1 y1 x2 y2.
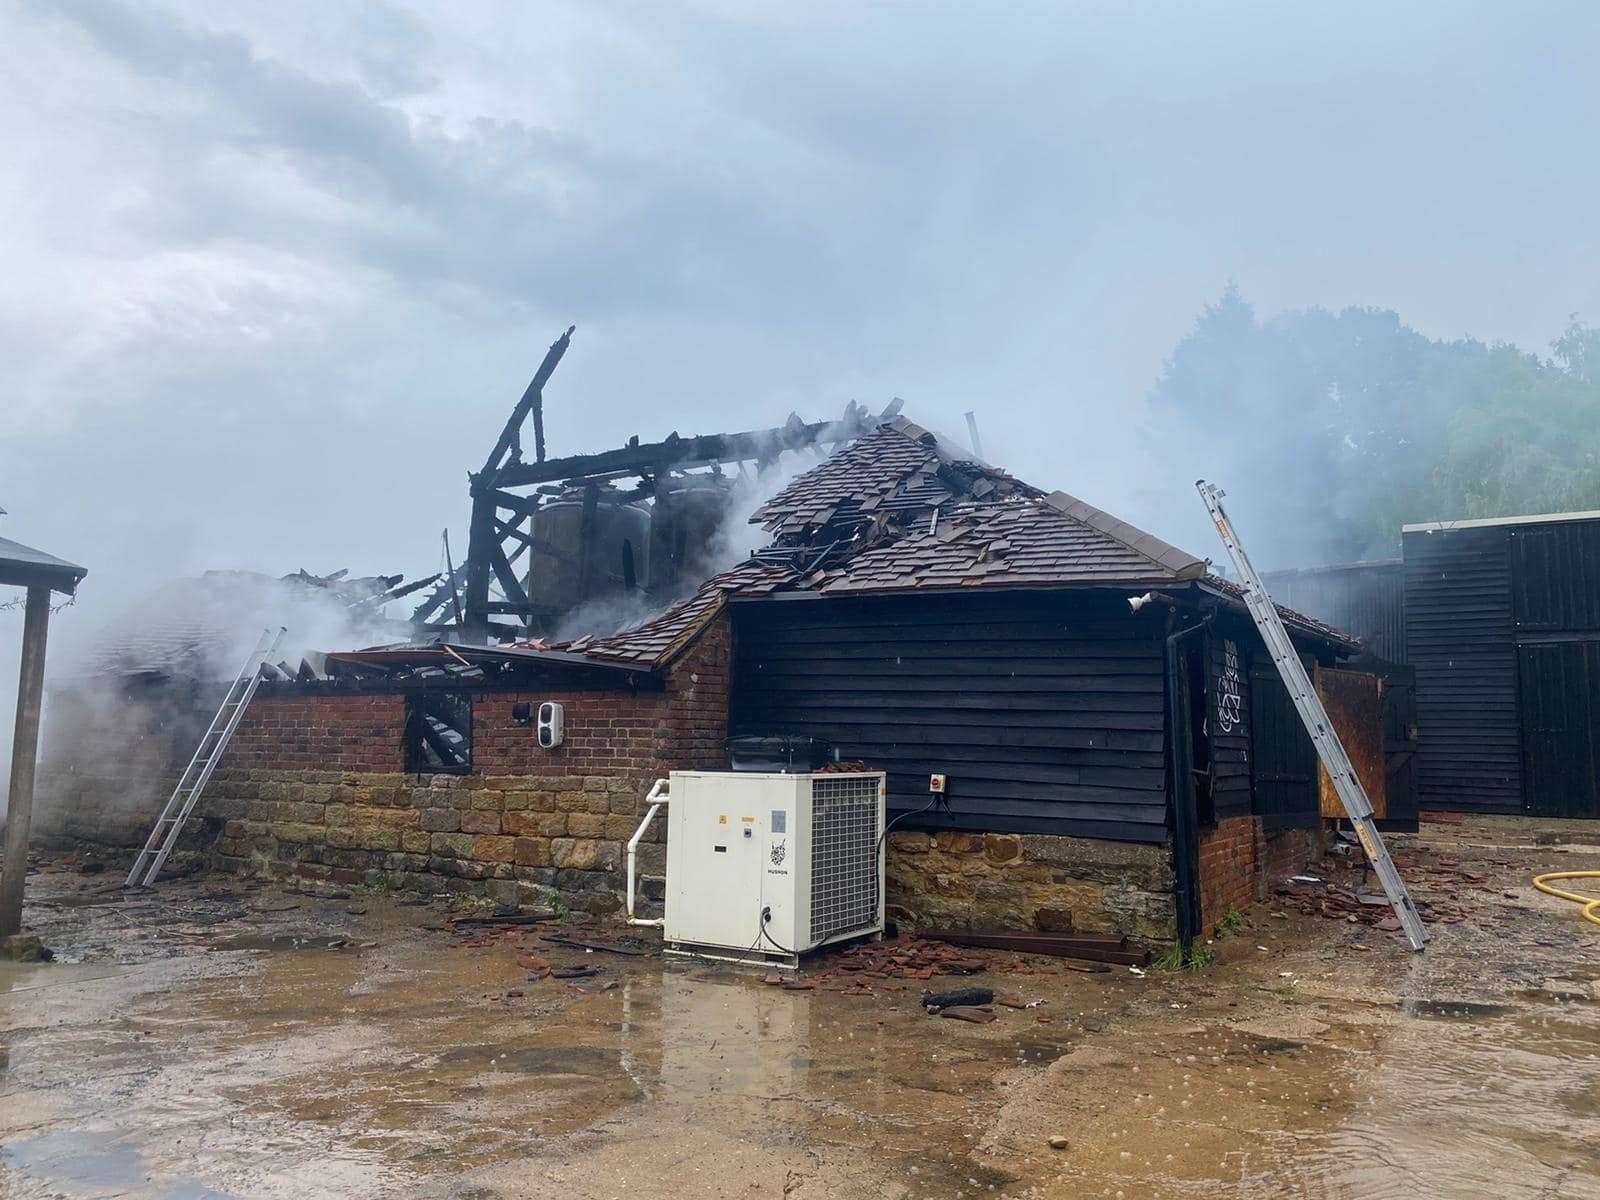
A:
1217 638 1243 733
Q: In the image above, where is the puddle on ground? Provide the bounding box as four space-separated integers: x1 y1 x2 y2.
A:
5 863 1600 1200
1399 997 1515 1019
1 1131 234 1199
207 933 353 952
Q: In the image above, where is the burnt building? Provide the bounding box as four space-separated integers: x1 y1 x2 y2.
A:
203 417 1365 947
1261 560 1407 665
36 569 421 848
1404 510 1600 819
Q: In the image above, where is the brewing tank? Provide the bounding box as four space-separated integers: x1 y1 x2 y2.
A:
650 479 733 593
527 490 651 618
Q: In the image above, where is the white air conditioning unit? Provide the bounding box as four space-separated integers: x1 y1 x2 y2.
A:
657 770 886 967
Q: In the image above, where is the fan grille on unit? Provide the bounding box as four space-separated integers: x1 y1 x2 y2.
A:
809 774 879 942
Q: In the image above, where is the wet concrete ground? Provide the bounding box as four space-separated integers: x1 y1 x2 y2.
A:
3 818 1598 1199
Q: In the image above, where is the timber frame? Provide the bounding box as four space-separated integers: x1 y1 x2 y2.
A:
450 325 892 643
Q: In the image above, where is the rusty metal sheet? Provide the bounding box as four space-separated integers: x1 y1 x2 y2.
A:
1315 666 1387 819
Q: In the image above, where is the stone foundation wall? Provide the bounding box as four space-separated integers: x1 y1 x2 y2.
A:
198 616 729 910
885 830 1177 943
1196 815 1324 932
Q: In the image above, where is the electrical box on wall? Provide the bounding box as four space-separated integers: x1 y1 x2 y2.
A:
536 701 564 749
662 770 887 967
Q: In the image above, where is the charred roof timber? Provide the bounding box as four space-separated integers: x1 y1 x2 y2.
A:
459 325 894 643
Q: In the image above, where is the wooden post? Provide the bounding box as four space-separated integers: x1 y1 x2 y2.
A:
1 585 51 936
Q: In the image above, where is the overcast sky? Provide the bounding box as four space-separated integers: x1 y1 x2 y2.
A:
4 0 1599 639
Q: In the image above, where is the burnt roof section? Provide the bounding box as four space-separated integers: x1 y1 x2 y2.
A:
1199 575 1362 650
522 561 791 668
750 418 1039 539
0 535 87 595
491 412 1356 665
765 493 1207 595
733 491 1354 647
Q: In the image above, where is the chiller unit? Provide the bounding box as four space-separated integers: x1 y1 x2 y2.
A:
626 770 886 967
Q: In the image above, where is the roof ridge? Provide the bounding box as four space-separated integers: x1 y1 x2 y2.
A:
1039 491 1206 579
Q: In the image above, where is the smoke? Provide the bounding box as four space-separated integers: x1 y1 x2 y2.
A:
2 566 418 839
548 437 832 642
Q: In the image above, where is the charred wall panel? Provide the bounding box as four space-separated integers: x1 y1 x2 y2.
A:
1403 526 1522 813
1261 561 1406 664
730 592 1171 843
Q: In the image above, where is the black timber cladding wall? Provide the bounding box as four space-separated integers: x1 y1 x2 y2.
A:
730 592 1170 843
1261 561 1406 664
1207 620 1252 821
1403 526 1521 813
1508 519 1600 818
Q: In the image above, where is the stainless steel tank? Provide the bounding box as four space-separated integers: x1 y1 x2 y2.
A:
650 478 733 594
527 489 652 618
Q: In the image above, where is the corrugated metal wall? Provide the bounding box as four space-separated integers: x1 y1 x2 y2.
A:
1261 561 1407 663
1403 526 1522 813
730 592 1171 842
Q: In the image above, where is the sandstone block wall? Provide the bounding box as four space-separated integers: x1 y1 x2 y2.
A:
1196 814 1324 932
885 830 1177 943
200 616 729 910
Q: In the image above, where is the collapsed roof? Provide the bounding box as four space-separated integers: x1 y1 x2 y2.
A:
325 414 1357 683
511 418 1358 668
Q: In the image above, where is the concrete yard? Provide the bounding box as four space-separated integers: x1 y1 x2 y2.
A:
3 818 1598 1200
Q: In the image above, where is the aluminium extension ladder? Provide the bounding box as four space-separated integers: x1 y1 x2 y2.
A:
1196 482 1429 951
126 627 286 887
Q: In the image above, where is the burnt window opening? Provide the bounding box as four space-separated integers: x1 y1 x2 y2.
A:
1185 640 1215 826
406 692 473 774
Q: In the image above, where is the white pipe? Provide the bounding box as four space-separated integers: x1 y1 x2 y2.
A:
626 778 669 927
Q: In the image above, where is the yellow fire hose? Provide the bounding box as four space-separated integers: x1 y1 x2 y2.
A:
1532 871 1600 928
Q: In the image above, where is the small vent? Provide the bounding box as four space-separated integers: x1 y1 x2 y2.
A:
809 775 879 942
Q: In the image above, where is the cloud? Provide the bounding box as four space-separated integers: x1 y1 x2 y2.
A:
2 0 1598 682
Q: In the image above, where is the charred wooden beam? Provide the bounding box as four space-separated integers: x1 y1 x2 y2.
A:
478 325 575 480
490 406 874 489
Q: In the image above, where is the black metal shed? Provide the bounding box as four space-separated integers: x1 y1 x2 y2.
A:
1403 510 1600 818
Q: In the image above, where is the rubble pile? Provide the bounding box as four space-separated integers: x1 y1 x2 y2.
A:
1275 843 1535 932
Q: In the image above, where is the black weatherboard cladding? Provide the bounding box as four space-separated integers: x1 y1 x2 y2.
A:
1510 520 1600 631
730 591 1171 843
1516 640 1600 818
1248 659 1321 830
1207 620 1252 821
1508 518 1600 818
1261 562 1406 664
1403 525 1521 813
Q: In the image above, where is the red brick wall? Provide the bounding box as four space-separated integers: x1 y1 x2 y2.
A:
226 617 729 780
202 614 731 907
1196 815 1323 932
228 694 407 773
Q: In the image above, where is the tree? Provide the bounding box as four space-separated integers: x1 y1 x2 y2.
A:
1147 293 1600 567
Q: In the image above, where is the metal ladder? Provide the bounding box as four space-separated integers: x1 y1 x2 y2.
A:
126 627 286 887
1196 482 1429 951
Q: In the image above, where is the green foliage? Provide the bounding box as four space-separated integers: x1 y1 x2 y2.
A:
1150 291 1600 564
1155 943 1215 971
1213 909 1246 938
